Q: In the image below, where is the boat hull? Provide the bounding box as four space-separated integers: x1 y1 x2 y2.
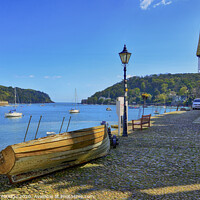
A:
5 112 22 118
69 109 80 113
0 125 110 184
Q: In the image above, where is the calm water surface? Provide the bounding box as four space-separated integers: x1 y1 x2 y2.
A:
0 103 176 150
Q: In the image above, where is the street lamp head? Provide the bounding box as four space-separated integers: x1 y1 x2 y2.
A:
119 44 131 64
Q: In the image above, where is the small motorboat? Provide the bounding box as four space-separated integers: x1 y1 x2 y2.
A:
46 132 56 136
106 107 112 111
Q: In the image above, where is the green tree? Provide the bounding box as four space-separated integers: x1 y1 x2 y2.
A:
161 83 168 93
179 86 187 96
155 93 167 104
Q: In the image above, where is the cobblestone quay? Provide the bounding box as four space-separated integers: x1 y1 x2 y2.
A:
0 110 200 199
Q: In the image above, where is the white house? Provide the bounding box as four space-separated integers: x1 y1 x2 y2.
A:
197 34 200 73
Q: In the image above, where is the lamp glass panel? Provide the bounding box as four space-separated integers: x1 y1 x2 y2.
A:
119 53 126 64
126 53 131 63
119 53 131 64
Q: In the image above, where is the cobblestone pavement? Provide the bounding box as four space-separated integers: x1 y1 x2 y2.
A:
0 110 200 200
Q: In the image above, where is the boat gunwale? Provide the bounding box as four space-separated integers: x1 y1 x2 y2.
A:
15 130 107 155
12 126 106 150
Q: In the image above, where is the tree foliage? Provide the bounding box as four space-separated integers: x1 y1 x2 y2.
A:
83 73 200 105
0 86 53 103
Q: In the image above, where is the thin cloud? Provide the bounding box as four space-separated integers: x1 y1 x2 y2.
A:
153 0 172 8
16 75 35 78
140 0 172 10
53 76 62 79
44 75 62 79
140 0 154 10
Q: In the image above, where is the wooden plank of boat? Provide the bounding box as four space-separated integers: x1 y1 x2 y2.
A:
13 125 105 148
14 130 105 156
0 125 110 184
8 139 110 184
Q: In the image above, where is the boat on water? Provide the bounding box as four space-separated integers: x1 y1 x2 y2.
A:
5 88 22 118
154 111 159 114
69 89 80 114
106 107 112 111
46 131 56 136
0 125 110 184
69 108 80 113
5 109 22 118
129 105 140 109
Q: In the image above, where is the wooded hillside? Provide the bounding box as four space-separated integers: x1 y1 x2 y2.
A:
0 86 53 103
83 73 200 105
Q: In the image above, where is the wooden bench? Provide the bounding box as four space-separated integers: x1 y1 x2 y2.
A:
132 114 151 131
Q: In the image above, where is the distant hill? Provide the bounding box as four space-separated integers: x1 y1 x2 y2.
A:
82 73 200 105
0 85 53 103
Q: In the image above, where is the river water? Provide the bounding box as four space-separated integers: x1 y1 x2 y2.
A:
0 103 176 150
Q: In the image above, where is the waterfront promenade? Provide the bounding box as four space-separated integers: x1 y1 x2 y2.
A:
0 110 200 199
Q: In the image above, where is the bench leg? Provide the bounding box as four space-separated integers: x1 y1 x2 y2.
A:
132 120 134 131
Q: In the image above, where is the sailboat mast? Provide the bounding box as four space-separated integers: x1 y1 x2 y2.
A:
75 88 77 109
14 87 16 108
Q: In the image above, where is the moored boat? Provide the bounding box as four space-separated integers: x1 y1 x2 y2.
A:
5 88 22 118
69 109 80 113
0 125 110 184
69 88 80 114
5 110 22 118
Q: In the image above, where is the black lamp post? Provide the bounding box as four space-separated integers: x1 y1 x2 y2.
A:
142 94 148 115
119 45 131 137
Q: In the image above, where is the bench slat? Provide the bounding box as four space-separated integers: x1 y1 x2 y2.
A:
132 114 151 131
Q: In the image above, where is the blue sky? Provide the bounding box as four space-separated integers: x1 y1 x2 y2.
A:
0 0 199 102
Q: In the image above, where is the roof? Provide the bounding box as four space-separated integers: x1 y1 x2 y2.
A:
197 34 200 57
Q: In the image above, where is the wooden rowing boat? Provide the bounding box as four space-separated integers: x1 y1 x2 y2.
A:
0 125 110 184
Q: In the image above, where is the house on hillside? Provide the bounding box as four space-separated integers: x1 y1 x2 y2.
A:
197 34 200 73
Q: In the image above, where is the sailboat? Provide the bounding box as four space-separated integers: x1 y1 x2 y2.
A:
69 89 80 114
5 88 23 118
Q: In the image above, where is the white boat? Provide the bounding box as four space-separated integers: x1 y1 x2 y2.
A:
5 110 22 118
46 131 56 136
69 89 80 114
5 88 23 118
69 109 80 113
